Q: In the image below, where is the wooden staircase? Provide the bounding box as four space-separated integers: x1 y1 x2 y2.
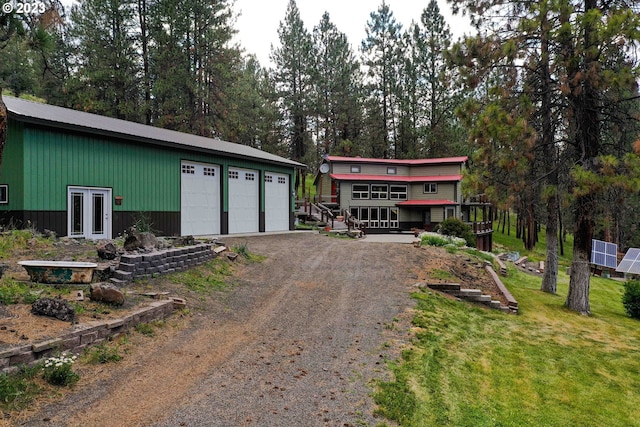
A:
425 283 511 312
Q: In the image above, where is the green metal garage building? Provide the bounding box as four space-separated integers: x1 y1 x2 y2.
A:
0 96 304 239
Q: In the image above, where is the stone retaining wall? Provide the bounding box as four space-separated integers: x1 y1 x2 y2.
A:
111 243 215 284
0 300 176 374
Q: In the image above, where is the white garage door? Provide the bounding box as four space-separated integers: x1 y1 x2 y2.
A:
265 173 290 232
228 167 259 233
181 162 220 236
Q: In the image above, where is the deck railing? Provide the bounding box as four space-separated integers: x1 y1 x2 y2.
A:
468 221 493 234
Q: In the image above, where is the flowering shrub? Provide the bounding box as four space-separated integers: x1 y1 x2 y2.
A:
42 353 79 386
420 232 466 248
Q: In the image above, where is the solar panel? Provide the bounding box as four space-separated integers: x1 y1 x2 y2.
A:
591 239 618 269
615 248 640 274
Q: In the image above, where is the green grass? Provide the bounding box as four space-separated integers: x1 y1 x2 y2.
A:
0 366 42 411
375 268 640 426
491 220 575 268
374 216 640 426
169 259 234 294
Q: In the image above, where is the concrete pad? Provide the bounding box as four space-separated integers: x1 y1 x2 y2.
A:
359 233 417 244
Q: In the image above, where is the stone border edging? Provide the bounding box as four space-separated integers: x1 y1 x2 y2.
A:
0 299 178 374
485 265 518 313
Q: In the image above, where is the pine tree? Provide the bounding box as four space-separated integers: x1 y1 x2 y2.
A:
451 0 640 313
361 0 402 158
310 12 362 162
271 0 313 168
67 0 142 121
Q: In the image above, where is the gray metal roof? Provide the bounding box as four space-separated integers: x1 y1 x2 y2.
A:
4 96 305 168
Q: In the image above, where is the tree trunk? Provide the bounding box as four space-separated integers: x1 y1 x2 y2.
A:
564 0 600 315
541 194 559 293
567 214 592 315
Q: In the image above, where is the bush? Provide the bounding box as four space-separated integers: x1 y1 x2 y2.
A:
436 217 476 247
420 232 466 248
42 353 79 386
622 280 640 319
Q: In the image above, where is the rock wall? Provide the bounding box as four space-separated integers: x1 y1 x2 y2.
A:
111 243 215 284
0 300 176 374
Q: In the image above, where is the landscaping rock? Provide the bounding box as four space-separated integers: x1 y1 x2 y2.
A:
124 227 158 251
173 235 196 246
97 241 118 260
31 297 76 322
90 282 125 306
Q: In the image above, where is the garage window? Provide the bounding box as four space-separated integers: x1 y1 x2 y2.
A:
229 170 239 179
278 177 286 184
246 172 256 181
182 164 195 174
265 175 273 182
203 167 216 176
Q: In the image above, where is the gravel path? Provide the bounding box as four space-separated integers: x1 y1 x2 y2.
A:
20 232 425 427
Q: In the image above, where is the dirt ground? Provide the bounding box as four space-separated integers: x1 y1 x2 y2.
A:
2 232 505 427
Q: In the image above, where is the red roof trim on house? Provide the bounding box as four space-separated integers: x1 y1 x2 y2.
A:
325 156 468 165
396 199 458 206
329 174 463 182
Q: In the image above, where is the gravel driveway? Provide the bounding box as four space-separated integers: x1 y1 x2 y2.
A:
21 232 425 427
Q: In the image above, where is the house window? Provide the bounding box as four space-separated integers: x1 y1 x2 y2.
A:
352 184 369 199
446 207 456 219
371 184 388 199
387 167 397 175
0 185 7 204
350 165 361 173
390 185 407 200
424 183 438 193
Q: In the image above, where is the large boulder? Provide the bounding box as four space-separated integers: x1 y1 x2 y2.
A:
97 241 118 260
89 283 125 306
124 227 158 251
31 298 76 322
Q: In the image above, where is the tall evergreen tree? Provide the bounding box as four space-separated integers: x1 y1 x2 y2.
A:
451 0 640 313
361 0 402 158
271 0 313 170
310 12 362 161
67 0 141 121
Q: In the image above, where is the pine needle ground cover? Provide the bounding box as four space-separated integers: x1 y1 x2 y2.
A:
375 229 640 426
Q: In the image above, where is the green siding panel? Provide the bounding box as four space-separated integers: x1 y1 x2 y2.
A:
11 125 295 215
1 121 25 210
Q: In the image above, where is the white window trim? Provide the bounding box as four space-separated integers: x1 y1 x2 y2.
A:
352 184 369 199
370 184 388 200
390 185 407 200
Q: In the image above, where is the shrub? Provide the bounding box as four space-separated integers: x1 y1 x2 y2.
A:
436 217 476 247
622 280 640 319
42 353 79 386
420 232 466 248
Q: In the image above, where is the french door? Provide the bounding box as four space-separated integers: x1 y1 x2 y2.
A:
67 187 112 239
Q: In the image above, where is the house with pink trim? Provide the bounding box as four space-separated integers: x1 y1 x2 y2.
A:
315 155 493 250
